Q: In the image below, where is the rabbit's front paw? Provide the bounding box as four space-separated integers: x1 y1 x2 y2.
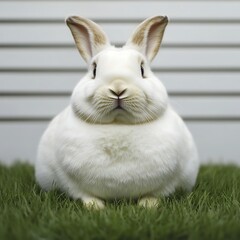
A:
138 197 159 208
82 197 105 210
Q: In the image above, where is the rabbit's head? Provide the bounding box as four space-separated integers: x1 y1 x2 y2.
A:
66 16 168 124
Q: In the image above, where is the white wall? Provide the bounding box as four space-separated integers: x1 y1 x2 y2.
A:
0 0 240 165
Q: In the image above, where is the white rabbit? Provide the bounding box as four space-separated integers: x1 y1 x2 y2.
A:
35 16 199 209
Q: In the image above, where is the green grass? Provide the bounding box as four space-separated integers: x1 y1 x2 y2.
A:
0 164 240 240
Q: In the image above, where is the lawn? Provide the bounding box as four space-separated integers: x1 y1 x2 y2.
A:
0 164 239 240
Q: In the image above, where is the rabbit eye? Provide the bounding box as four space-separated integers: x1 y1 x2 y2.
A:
140 63 145 78
92 62 97 79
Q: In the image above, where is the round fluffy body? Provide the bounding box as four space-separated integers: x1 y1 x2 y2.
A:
35 16 199 205
36 105 198 200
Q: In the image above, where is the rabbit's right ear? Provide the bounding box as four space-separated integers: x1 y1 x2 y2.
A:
126 16 168 62
66 16 110 63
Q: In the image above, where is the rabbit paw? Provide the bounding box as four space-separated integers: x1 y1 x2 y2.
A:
138 197 159 208
82 197 105 210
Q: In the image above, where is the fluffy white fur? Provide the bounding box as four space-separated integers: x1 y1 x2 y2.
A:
35 16 199 208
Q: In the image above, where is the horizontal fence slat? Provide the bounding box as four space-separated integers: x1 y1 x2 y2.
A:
0 1 240 20
170 97 240 117
187 122 240 164
0 96 239 118
0 121 239 165
0 97 70 118
1 72 240 94
0 73 79 92
1 48 240 68
161 72 240 93
1 23 240 45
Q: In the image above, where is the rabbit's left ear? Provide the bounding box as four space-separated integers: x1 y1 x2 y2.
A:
66 16 110 63
126 16 168 62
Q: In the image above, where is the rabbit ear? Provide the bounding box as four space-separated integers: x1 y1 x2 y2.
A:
66 16 110 63
126 16 168 62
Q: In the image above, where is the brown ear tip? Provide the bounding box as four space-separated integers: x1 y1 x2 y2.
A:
66 16 80 25
66 16 74 24
163 16 169 22
158 16 168 24
150 16 169 25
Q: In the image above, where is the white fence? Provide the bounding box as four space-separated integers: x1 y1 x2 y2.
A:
0 0 240 165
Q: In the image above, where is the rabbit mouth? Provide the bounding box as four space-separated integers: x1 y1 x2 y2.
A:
115 105 124 110
113 98 125 110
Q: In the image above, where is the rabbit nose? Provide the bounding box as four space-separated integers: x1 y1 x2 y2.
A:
109 88 127 98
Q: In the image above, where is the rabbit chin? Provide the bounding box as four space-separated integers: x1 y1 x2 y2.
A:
72 104 165 125
106 109 164 124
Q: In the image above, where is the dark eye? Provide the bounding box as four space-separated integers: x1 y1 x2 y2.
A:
140 63 145 78
92 62 97 79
